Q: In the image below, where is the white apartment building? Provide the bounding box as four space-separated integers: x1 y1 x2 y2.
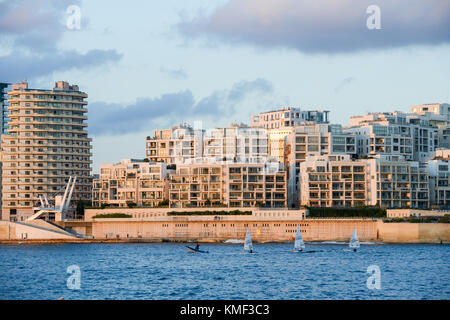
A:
411 103 450 122
0 83 9 218
285 123 357 207
0 82 9 135
145 123 203 164
345 112 438 162
299 154 369 207
437 125 450 149
300 154 429 209
250 107 329 129
367 155 429 209
267 128 294 164
411 103 450 150
169 162 287 208
1 81 92 221
92 159 168 208
203 123 271 163
426 149 450 208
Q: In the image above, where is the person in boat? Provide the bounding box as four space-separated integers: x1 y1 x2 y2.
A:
195 243 200 250
249 248 253 253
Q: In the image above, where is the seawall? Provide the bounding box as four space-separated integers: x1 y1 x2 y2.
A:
1 207 449 243
377 220 450 243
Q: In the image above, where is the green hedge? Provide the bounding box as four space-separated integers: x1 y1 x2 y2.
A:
92 213 132 219
384 215 449 223
307 207 386 218
167 210 252 216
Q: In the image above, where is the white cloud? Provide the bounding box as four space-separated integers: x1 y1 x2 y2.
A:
177 0 450 53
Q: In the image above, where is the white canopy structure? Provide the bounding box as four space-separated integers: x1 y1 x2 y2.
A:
27 177 77 222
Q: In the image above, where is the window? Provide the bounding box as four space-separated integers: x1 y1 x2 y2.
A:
332 136 346 144
332 145 345 152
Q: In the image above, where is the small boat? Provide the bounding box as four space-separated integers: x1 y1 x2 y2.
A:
349 228 360 252
244 228 254 253
185 245 209 253
291 224 305 252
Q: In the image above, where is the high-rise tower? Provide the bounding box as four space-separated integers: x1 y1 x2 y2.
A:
1 81 92 221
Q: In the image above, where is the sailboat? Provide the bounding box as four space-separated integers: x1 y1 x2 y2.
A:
291 224 305 252
244 228 253 253
349 228 360 252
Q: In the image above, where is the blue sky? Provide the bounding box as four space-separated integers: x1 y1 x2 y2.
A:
1 0 449 172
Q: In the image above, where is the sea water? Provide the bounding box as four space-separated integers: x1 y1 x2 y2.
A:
0 243 448 300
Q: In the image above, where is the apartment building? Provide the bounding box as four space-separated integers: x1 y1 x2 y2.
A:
299 154 429 209
345 112 438 162
0 83 9 219
250 107 329 129
1 81 92 221
426 149 450 208
169 163 225 208
285 123 357 207
92 159 168 207
145 123 203 164
203 123 270 163
411 103 450 123
437 125 450 149
0 82 9 135
169 162 287 208
367 155 429 209
299 155 369 207
267 128 294 163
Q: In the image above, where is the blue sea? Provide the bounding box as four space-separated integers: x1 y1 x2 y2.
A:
0 243 448 300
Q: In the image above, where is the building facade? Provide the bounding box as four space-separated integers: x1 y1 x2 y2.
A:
345 112 438 162
299 155 369 207
0 83 10 135
299 154 429 209
169 162 287 208
203 124 271 163
411 103 450 123
367 155 429 209
92 159 169 208
145 123 203 164
267 128 294 164
426 149 450 208
285 123 357 207
1 81 92 221
250 107 329 129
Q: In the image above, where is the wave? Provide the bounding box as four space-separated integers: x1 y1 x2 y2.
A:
360 241 384 245
319 241 347 244
223 239 244 244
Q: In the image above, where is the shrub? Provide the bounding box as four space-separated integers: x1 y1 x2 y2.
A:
167 210 252 216
157 200 169 207
126 202 137 208
92 213 132 219
306 206 386 218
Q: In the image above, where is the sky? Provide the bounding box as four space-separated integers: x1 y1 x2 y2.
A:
0 0 449 173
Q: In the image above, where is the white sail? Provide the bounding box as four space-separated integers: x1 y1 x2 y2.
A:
349 228 360 249
244 228 253 252
294 224 305 250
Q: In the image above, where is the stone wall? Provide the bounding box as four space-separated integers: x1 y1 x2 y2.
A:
377 220 450 243
387 209 450 218
91 218 378 242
